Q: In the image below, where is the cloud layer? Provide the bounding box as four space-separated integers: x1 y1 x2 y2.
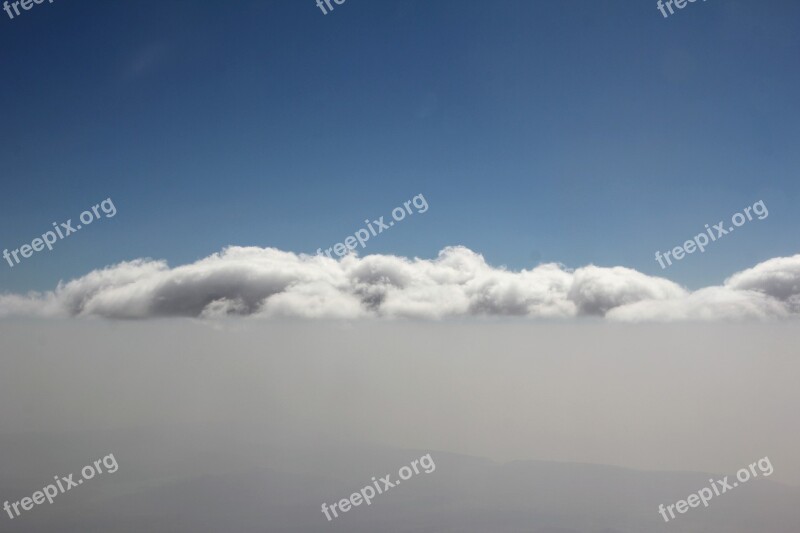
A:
1 247 799 321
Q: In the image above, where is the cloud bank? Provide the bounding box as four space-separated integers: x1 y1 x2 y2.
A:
1 247 799 321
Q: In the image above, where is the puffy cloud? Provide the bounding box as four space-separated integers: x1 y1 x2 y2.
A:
725 254 800 312
0 247 799 322
606 287 790 322
568 265 687 316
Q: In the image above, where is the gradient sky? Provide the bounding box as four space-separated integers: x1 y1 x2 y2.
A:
1 0 798 293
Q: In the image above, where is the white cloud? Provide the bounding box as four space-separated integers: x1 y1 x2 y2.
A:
1 247 799 321
606 287 790 322
724 254 800 312
569 265 687 316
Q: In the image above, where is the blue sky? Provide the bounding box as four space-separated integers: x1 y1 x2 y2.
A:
1 0 798 293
